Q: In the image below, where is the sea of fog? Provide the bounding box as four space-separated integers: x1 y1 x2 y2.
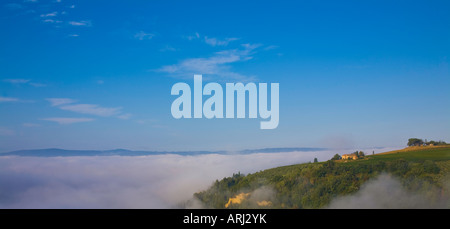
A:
0 147 401 208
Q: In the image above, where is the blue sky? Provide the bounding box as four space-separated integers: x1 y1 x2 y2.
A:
1 0 449 152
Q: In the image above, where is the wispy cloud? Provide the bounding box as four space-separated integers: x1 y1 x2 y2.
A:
9 0 80 32
41 117 94 125
0 97 19 103
3 79 30 84
22 123 41 127
3 78 46 87
264 45 279 51
160 45 177 52
40 11 58 17
187 32 200 40
117 113 132 120
134 31 155 40
42 19 63 24
46 98 77 107
0 96 34 103
184 32 239 47
29 82 46 87
204 37 239 47
59 104 122 117
69 20 92 27
46 98 130 120
40 11 63 24
157 43 260 81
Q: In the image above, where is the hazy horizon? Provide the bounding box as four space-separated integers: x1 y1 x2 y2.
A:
0 145 396 155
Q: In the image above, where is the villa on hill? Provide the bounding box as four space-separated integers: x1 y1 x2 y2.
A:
342 154 358 160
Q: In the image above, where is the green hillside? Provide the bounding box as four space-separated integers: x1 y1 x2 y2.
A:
367 146 450 161
194 146 450 209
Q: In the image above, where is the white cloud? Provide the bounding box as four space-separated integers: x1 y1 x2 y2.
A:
160 45 177 52
69 20 92 27
185 32 200 41
0 97 19 103
184 33 239 46
134 31 155 40
40 11 58 17
117 113 132 120
0 150 335 208
3 78 46 87
22 123 41 127
3 79 30 84
30 82 47 87
0 96 34 103
46 98 77 107
0 147 402 208
264 45 279 51
204 37 239 46
42 19 62 24
157 43 260 81
59 104 122 117
46 98 129 120
41 117 94 125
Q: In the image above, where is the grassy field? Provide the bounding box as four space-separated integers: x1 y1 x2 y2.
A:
366 145 450 162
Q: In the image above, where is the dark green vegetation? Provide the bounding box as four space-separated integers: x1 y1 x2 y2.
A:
407 138 448 147
194 146 450 209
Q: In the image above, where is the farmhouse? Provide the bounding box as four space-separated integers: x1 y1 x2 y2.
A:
342 154 358 160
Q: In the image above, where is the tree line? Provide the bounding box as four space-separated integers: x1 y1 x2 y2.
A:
407 138 448 147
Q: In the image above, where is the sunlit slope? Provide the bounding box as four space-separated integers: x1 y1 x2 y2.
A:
194 146 450 209
368 146 450 161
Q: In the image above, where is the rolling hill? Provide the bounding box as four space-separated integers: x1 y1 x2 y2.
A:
193 145 450 209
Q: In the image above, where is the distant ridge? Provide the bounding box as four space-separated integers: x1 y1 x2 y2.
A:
0 147 328 157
